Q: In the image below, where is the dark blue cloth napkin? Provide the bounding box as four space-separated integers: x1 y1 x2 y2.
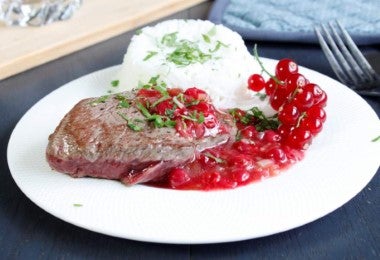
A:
208 0 380 45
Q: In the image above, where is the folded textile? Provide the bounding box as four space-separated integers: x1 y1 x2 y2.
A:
208 0 380 45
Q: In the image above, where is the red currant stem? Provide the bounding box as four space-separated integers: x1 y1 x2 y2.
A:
290 86 301 100
253 44 283 86
296 111 307 128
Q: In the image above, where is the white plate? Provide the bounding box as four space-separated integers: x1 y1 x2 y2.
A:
7 59 380 244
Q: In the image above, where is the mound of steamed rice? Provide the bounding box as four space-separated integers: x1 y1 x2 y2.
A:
116 19 262 109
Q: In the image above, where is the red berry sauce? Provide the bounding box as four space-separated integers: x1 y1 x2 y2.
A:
146 57 327 191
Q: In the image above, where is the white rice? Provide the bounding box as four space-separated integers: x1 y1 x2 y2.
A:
115 19 264 110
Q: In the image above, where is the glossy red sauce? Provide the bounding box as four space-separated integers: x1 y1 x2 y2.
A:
149 124 304 190
137 84 305 191
138 55 328 191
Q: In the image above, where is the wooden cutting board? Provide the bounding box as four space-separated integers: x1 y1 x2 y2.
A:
0 0 207 80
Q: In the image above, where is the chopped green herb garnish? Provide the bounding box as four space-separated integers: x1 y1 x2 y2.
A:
157 27 226 67
118 99 130 108
161 32 178 47
164 119 176 127
172 95 185 109
73 203 83 207
181 111 205 123
144 113 176 128
204 152 225 164
255 92 267 101
167 40 212 66
248 107 279 131
372 135 380 142
202 34 211 43
117 112 143 131
151 95 170 107
115 94 125 100
149 75 160 85
229 107 279 132
128 122 143 132
165 108 175 118
136 102 152 118
197 112 205 124
135 29 142 35
209 40 229 53
207 26 217 36
148 114 165 128
186 99 200 107
176 93 185 103
235 130 242 141
153 83 168 96
143 51 158 61
90 95 109 106
115 94 130 108
111 80 119 87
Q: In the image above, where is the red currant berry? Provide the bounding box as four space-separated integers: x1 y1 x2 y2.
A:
240 125 258 139
155 99 174 115
278 124 294 139
292 89 314 111
285 127 313 150
248 74 266 92
275 58 298 81
300 117 323 136
267 147 288 164
285 73 307 95
270 88 289 110
263 130 281 143
314 90 327 107
304 83 324 103
306 106 326 123
278 103 300 125
265 78 277 96
184 87 208 101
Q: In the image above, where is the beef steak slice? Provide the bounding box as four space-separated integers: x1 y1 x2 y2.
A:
46 91 236 185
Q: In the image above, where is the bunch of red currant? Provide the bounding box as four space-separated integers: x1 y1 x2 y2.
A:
248 58 327 150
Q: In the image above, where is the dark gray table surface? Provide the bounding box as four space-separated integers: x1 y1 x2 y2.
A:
0 29 379 259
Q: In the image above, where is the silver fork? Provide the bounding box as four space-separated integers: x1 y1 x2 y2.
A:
314 21 380 97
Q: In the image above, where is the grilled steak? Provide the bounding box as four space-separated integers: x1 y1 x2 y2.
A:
46 91 236 185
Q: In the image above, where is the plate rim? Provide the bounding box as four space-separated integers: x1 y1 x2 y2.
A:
7 59 380 244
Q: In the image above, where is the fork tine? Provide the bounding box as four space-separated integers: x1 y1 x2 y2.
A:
315 26 351 85
336 21 379 81
321 24 363 85
328 21 369 83
315 25 358 85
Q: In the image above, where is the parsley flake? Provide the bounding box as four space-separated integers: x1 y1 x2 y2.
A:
143 51 158 61
202 34 211 43
207 26 217 36
90 95 109 106
111 80 119 87
204 152 225 164
161 32 178 47
255 92 267 101
117 112 143 131
209 40 229 53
